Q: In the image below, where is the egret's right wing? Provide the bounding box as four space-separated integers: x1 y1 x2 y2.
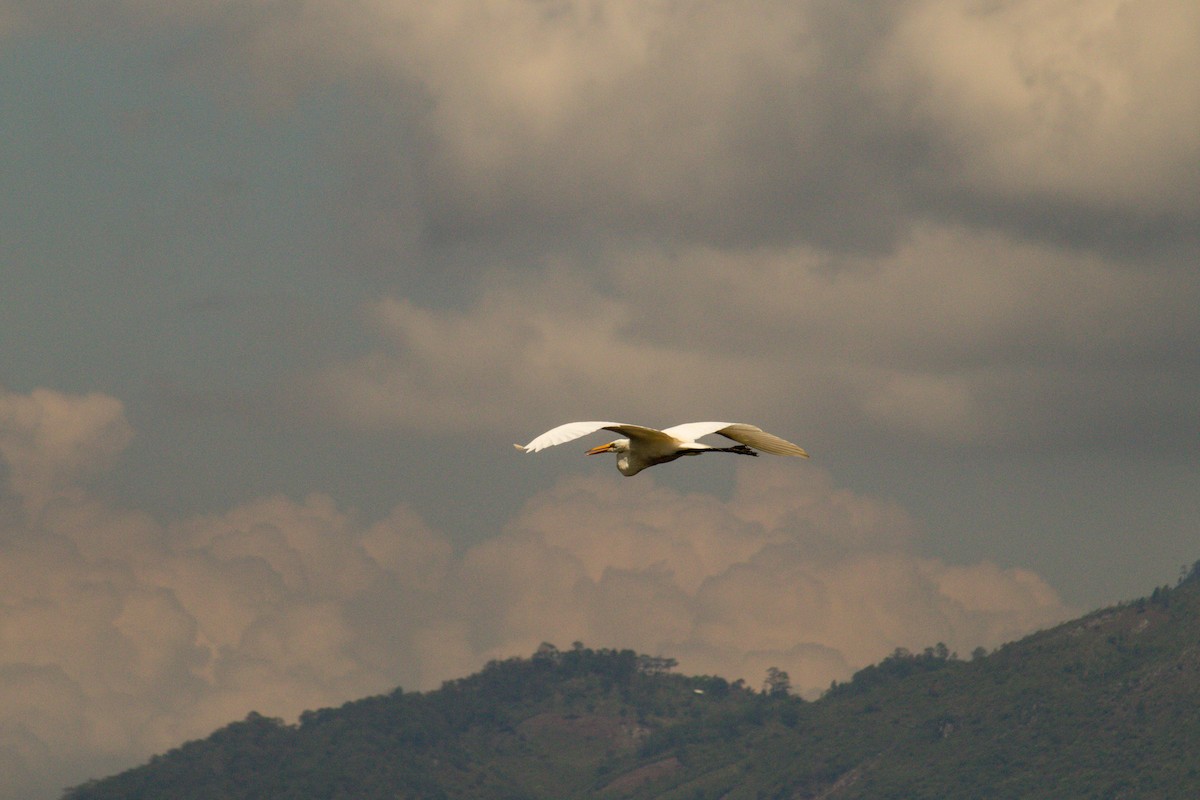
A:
515 421 620 452
515 421 675 452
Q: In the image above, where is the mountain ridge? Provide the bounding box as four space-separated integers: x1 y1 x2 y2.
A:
64 566 1200 799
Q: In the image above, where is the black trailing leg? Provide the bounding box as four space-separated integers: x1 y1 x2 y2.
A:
717 445 758 457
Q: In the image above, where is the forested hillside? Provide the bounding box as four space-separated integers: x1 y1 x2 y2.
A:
65 568 1200 799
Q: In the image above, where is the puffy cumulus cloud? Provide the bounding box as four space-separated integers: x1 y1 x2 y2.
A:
873 0 1200 223
0 386 132 515
0 385 1075 797
484 464 1074 695
512 467 918 593
313 224 1200 454
0 386 451 798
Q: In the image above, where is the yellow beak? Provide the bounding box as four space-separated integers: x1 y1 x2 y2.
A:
586 442 615 455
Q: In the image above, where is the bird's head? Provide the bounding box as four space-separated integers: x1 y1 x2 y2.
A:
586 439 628 456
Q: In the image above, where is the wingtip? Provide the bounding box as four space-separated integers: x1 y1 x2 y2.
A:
513 443 528 452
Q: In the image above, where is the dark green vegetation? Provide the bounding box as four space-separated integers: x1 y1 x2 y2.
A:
66 566 1200 799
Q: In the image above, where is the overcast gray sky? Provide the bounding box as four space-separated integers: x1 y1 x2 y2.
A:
2 1 1198 796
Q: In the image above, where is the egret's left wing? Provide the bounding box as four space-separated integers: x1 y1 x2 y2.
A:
663 421 809 457
604 424 680 449
661 421 732 444
718 424 809 457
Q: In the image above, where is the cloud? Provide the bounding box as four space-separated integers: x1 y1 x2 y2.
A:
10 1 1195 261
312 224 1200 456
873 0 1200 222
0 387 132 514
485 465 1072 686
1 1 1196 795
0 385 1075 798
368 1 902 249
8 1 1198 258
310 273 780 433
0 391 448 796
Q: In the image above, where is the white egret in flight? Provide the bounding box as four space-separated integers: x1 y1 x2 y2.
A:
514 421 809 476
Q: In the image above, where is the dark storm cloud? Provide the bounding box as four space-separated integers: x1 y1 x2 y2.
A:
13 0 1195 259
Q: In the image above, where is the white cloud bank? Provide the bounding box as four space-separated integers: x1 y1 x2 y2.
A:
0 386 1074 799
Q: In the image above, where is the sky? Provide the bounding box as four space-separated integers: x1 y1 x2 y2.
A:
1 0 1198 796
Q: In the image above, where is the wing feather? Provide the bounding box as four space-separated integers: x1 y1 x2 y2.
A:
660 421 732 443
661 421 809 457
718 423 809 457
517 420 807 458
516 421 676 452
515 421 621 452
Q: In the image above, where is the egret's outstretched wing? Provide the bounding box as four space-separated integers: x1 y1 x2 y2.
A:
718 424 809 457
663 421 809 457
661 421 733 443
515 421 620 452
605 424 681 449
515 421 677 453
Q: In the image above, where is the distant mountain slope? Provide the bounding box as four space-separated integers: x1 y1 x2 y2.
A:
64 569 1200 799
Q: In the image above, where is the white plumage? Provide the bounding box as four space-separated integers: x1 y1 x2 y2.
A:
515 421 809 476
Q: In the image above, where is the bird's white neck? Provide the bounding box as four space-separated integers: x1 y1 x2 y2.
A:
616 454 643 476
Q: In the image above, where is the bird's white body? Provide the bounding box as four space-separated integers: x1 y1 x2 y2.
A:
515 421 808 476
